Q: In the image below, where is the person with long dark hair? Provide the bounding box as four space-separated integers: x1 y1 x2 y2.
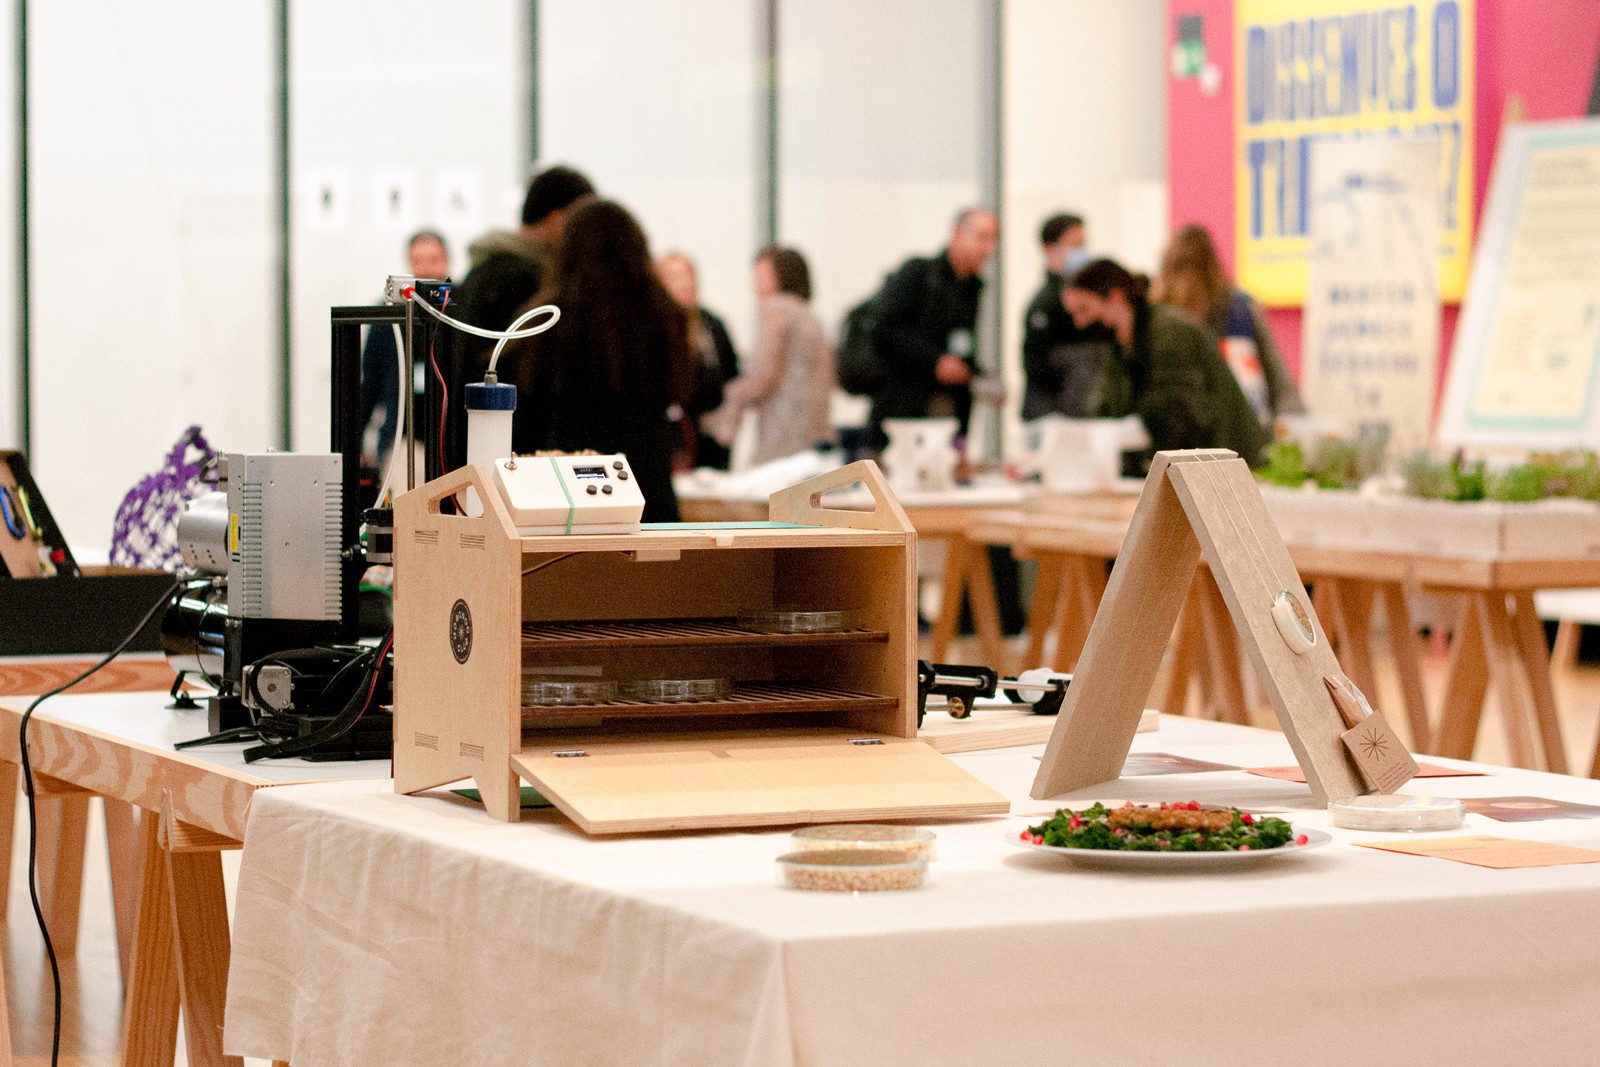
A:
1063 257 1269 468
1155 223 1304 426
704 245 834 465
498 198 695 522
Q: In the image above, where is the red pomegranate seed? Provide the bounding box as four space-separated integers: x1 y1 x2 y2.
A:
1295 834 1309 846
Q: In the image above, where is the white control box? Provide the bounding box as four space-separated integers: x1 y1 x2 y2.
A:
489 454 646 535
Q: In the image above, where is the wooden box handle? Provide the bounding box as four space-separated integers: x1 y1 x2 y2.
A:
769 460 912 533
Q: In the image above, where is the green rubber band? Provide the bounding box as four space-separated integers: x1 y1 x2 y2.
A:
549 457 574 534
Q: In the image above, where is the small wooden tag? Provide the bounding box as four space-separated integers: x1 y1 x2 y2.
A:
1323 674 1419 794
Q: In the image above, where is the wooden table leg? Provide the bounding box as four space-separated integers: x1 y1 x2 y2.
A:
1509 591 1568 775
121 807 180 1067
1331 579 1380 704
1197 570 1249 725
0 947 12 1067
1022 553 1064 670
1434 595 1490 760
963 540 1007 671
37 792 91 955
1067 555 1108 666
1048 559 1089 672
0 760 16 926
1161 574 1206 716
929 533 1005 669
1380 584 1433 751
106 799 143 985
929 535 969 663
1475 593 1539 770
166 847 244 1067
1312 581 1342 653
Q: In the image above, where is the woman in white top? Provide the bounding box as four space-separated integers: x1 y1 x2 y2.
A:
706 246 835 465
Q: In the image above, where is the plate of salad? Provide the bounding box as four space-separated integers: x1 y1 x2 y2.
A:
1010 801 1330 869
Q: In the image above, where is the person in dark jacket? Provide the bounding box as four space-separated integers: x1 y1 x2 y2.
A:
361 229 449 476
443 164 595 470
657 250 739 469
867 208 998 449
1154 223 1305 426
1063 258 1270 470
497 199 695 523
1021 213 1115 420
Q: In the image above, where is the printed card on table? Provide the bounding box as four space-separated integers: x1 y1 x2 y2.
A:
1245 761 1482 783
1119 753 1238 776
1463 796 1600 823
1355 835 1600 869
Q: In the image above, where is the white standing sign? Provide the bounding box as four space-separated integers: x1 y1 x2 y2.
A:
1438 118 1600 451
1303 137 1442 454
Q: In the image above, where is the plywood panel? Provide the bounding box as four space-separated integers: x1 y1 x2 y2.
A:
1165 457 1366 803
1030 452 1207 799
512 728 1007 834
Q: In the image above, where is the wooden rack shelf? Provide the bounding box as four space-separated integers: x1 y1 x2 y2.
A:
519 617 888 651
520 683 896 725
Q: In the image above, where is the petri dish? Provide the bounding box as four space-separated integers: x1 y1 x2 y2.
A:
737 609 857 634
616 677 733 703
521 679 617 706
776 849 927 892
790 824 937 859
1328 794 1466 832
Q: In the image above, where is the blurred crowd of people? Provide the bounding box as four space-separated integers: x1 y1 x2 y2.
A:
360 163 1307 521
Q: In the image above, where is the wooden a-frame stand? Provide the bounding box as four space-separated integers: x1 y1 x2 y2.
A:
1032 449 1394 805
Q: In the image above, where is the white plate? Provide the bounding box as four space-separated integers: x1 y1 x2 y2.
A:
1007 827 1331 869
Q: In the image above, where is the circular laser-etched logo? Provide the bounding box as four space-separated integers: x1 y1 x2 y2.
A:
449 599 473 663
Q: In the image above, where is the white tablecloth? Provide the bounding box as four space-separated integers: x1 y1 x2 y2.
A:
224 717 1600 1065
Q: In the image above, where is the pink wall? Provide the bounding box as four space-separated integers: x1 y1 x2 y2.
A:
1164 0 1600 397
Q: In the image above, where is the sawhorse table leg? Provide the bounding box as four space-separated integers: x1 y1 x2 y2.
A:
929 533 1005 670
1433 592 1566 773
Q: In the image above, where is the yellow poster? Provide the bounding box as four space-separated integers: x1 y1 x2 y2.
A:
1235 0 1474 306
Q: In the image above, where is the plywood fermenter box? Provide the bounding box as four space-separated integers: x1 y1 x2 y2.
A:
391 459 1009 832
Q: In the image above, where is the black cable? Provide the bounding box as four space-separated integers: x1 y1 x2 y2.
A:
19 575 181 1067
243 631 391 762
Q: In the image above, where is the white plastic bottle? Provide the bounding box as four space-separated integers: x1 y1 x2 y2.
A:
463 378 517 517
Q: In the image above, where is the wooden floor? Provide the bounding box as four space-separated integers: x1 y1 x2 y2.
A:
6 634 1600 1063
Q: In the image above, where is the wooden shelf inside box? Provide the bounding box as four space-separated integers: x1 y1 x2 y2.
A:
519 617 888 650
520 682 896 727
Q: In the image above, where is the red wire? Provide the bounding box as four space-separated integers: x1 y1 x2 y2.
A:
432 289 451 476
431 335 447 477
351 632 394 731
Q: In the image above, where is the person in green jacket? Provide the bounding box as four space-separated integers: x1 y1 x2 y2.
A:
1063 258 1270 471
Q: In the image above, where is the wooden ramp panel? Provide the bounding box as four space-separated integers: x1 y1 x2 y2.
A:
1033 450 1372 806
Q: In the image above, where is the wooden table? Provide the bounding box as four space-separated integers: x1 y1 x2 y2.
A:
956 509 1600 774
0 691 383 1066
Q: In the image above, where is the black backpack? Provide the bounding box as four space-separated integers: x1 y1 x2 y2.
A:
835 295 885 396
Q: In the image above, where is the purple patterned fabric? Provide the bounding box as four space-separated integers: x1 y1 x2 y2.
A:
109 425 217 571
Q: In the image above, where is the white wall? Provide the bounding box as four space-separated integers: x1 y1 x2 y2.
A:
29 2 275 551
540 0 759 354
779 0 984 335
1001 0 1167 453
289 0 526 454
13 1 1171 552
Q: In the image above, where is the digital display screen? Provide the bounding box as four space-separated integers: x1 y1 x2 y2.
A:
572 466 608 480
